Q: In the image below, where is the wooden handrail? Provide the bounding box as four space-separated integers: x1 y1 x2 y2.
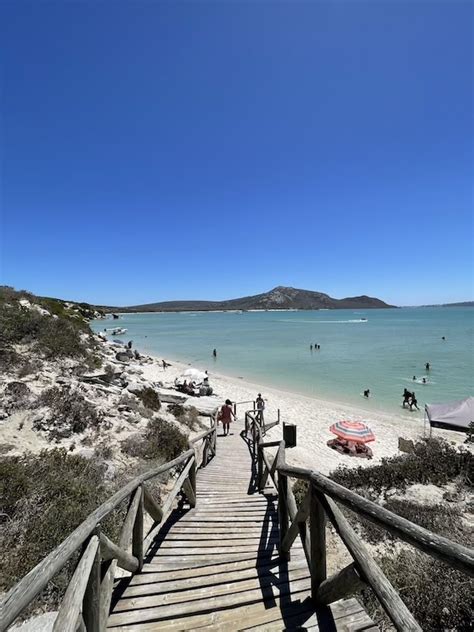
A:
251 421 474 632
0 418 218 631
280 463 474 577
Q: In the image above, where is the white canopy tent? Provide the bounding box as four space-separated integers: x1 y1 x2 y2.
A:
425 396 473 433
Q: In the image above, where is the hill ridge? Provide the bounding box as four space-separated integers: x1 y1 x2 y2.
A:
123 286 395 312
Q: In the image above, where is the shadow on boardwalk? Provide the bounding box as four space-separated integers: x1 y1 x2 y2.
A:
107 423 376 630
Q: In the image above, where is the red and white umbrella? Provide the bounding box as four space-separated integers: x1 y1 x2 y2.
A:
329 420 375 443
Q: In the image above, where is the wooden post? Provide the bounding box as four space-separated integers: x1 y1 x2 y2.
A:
202 435 209 467
189 456 197 501
310 485 327 600
257 444 263 491
132 486 144 571
316 562 365 605
278 472 290 561
82 527 101 632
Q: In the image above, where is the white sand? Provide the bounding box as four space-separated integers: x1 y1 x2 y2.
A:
139 354 465 476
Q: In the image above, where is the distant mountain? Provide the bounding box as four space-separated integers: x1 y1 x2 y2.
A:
122 286 395 312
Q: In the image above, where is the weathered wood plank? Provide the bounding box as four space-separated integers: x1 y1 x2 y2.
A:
319 492 421 631
142 484 163 523
128 557 309 590
99 533 139 573
118 565 311 602
132 487 144 571
310 486 327 599
108 575 314 625
53 535 99 631
280 463 474 577
82 536 101 632
316 562 366 605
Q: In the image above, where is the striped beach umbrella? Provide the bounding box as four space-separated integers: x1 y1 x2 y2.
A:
329 420 375 443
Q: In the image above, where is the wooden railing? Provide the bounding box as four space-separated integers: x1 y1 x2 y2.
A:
248 417 474 632
0 418 218 631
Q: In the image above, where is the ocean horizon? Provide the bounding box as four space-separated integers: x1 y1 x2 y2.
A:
92 307 474 415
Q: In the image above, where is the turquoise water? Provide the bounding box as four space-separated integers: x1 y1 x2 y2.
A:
91 308 474 414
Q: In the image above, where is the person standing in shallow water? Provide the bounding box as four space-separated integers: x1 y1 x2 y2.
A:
218 399 235 436
213 348 217 358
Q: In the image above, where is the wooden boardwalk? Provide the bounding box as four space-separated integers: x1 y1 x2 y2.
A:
107 424 376 631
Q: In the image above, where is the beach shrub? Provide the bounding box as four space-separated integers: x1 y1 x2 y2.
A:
37 386 104 439
362 549 474 631
17 358 43 378
0 287 97 362
330 438 466 495
4 381 33 411
136 387 161 412
0 449 121 612
121 417 188 463
168 403 185 418
168 404 202 431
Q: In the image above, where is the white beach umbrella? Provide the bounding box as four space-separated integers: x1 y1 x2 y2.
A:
181 368 207 383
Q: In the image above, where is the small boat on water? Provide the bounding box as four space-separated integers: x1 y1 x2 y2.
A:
109 327 128 336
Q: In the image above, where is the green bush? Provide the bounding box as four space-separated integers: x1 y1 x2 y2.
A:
136 387 161 412
121 418 188 463
0 287 96 361
168 404 203 431
0 449 120 609
38 386 104 439
362 549 474 631
330 438 466 495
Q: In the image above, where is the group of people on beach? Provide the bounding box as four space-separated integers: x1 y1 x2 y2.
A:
310 343 321 350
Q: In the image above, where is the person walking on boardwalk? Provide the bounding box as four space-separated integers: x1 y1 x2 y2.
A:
218 399 235 436
256 393 265 425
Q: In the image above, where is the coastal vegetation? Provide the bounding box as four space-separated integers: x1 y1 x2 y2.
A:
0 450 120 612
120 417 188 462
293 437 473 630
0 286 101 369
0 287 210 620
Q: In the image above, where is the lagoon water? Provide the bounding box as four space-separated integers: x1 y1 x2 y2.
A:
92 308 473 414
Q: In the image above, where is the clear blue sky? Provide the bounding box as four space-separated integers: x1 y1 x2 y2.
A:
1 1 472 306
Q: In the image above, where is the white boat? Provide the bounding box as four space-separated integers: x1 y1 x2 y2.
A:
110 327 128 336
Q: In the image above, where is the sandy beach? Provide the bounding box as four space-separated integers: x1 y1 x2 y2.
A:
138 351 465 476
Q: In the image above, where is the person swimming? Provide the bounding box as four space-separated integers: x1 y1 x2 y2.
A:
363 389 370 398
412 376 416 381
422 377 427 384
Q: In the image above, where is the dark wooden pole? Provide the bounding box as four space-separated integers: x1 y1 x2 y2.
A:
132 486 144 571
310 485 327 600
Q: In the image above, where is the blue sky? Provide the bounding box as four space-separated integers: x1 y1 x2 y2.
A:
1 1 472 306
